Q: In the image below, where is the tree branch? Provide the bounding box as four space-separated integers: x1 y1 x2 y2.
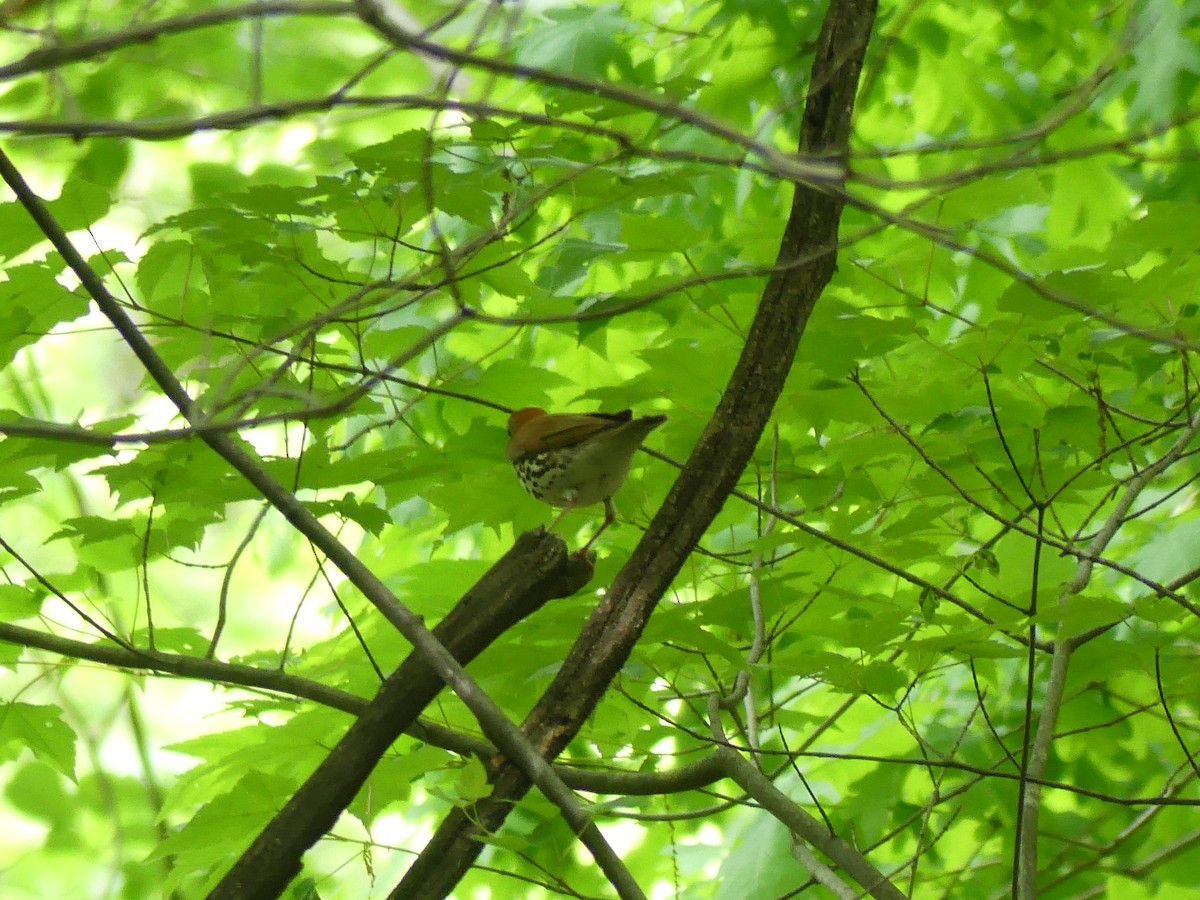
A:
0 618 726 798
353 0 841 189
209 528 592 899
0 148 639 900
708 699 905 900
1015 407 1200 898
0 2 355 80
387 2 880 898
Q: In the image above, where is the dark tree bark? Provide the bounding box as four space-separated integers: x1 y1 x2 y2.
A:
208 529 591 900
390 2 880 898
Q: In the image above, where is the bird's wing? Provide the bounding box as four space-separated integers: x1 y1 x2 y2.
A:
506 412 630 460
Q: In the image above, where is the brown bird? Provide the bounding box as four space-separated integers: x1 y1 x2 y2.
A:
506 407 667 554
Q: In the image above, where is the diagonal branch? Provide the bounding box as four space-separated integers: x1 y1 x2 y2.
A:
0 149 638 900
209 529 592 899
0 2 355 80
708 698 906 900
387 2 881 898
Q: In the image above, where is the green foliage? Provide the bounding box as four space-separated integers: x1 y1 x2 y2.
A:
1 1 1199 899
0 703 75 778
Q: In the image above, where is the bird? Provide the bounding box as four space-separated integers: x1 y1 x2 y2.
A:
506 407 667 554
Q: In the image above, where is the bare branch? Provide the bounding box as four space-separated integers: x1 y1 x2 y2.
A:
0 2 356 80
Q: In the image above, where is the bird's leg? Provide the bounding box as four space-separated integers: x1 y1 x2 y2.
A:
575 498 617 556
547 502 576 534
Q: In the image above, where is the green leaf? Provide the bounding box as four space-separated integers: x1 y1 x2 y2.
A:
536 237 628 295
516 6 635 79
0 584 44 620
153 771 296 894
0 264 90 368
1054 593 1130 637
1124 0 1200 125
716 809 809 899
0 704 77 780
